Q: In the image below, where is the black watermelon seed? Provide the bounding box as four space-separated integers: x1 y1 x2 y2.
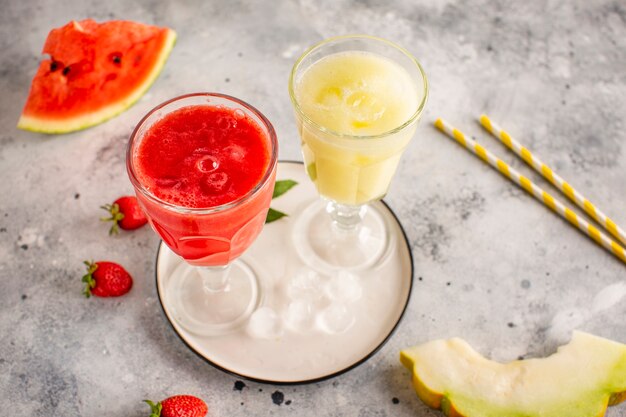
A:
62 66 71 76
50 61 59 72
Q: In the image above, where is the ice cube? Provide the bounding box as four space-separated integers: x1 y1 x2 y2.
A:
284 300 315 332
325 270 362 303
247 307 283 339
287 268 324 301
317 303 354 334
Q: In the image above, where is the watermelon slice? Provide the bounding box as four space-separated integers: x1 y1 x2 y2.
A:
17 19 176 134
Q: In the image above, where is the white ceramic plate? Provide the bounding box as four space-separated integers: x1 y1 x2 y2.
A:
155 161 413 384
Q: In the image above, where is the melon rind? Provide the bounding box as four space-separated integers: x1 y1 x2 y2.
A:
17 28 177 134
400 331 626 417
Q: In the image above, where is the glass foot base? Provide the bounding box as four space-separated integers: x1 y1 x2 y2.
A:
292 200 390 273
165 259 259 336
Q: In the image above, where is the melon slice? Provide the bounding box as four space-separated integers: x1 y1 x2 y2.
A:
400 331 626 417
17 19 176 134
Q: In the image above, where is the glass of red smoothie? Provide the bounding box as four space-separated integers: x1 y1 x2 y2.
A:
127 93 278 336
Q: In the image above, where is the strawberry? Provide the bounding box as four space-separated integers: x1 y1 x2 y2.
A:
82 261 133 298
101 195 147 235
145 395 208 417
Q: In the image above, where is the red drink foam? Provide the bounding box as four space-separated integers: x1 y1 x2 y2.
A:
135 105 270 208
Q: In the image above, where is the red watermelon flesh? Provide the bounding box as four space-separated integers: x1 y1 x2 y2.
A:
18 19 176 133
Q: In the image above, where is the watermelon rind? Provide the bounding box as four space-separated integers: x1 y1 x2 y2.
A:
17 28 177 134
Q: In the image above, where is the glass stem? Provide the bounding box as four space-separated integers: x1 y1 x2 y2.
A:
326 201 366 233
197 265 232 293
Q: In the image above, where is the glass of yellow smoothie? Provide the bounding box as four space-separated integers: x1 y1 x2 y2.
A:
289 35 428 271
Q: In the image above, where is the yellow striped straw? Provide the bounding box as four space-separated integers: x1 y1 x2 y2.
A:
479 114 626 247
434 118 626 265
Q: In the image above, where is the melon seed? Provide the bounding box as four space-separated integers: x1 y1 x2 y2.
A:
112 55 121 64
50 61 59 72
62 66 71 76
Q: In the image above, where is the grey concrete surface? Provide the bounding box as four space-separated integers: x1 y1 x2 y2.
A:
0 0 625 416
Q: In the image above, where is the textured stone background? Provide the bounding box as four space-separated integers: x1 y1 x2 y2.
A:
1 0 625 416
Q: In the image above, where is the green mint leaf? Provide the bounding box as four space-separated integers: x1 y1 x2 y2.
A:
266 208 287 223
266 179 297 223
272 179 298 199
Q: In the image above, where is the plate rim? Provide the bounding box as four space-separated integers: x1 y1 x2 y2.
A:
154 160 414 385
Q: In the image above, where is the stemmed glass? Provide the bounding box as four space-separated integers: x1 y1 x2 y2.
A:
288 35 428 271
127 93 278 336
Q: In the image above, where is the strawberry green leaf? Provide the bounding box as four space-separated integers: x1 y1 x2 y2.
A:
100 203 125 235
144 400 162 417
82 261 98 298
